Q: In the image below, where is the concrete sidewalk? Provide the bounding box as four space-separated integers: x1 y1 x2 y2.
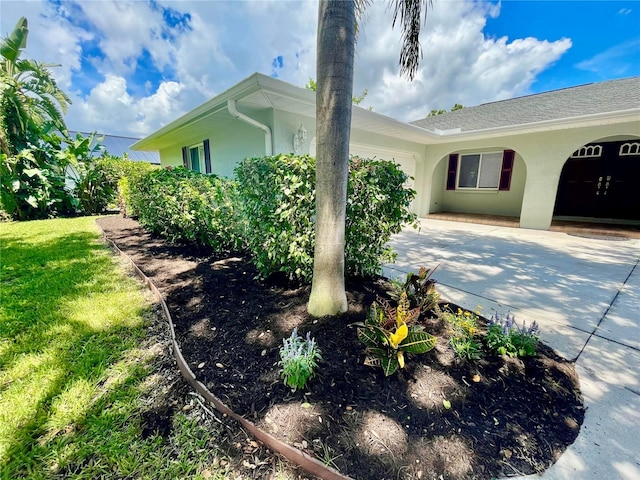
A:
384 218 640 480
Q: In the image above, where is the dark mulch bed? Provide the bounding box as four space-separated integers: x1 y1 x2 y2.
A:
97 215 584 480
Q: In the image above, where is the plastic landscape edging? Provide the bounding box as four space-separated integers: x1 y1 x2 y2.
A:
98 223 352 480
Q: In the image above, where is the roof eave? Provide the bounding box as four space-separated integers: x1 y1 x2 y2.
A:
425 108 640 143
132 73 273 151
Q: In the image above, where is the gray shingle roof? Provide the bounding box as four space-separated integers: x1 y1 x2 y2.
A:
411 77 640 132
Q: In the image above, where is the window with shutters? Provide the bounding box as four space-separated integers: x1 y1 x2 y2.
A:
457 152 503 189
181 139 212 174
446 150 514 191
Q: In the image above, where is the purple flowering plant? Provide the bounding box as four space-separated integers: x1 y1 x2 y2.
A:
278 327 322 392
485 312 539 358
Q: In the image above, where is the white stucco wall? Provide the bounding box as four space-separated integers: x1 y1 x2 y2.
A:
272 109 316 155
309 128 428 213
158 111 272 178
418 119 640 229
427 148 526 218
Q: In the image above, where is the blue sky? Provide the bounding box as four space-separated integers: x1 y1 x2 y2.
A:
1 0 638 138
485 1 640 91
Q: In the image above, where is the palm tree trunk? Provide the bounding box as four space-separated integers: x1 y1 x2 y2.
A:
307 0 355 317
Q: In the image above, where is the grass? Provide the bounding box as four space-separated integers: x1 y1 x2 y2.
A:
0 216 228 479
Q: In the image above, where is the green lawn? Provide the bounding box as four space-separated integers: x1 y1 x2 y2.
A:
0 217 229 479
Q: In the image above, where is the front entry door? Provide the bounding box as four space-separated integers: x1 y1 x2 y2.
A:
554 142 640 220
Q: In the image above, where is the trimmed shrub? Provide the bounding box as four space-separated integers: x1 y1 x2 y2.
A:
235 154 417 282
125 166 243 253
109 158 157 217
345 157 417 277
236 154 316 281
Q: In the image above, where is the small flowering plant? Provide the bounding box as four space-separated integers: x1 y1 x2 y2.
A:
354 292 437 376
485 312 539 358
278 328 322 392
441 306 483 360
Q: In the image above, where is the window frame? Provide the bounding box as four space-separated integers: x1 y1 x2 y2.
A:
188 143 205 173
181 139 212 174
456 151 504 190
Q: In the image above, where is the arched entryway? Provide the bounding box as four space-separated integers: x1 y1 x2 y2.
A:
554 139 640 221
427 147 527 220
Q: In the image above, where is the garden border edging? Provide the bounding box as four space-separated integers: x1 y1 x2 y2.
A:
98 221 352 480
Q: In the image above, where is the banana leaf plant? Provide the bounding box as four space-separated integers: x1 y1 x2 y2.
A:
353 292 436 376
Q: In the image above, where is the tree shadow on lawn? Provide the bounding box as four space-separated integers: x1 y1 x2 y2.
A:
97 216 586 480
1 229 159 475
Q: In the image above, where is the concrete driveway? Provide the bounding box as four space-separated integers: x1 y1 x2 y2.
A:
385 218 640 480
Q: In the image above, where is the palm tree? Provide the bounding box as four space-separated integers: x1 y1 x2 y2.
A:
308 0 432 316
0 17 71 155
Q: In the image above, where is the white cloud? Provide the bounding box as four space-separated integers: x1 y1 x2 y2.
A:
0 0 574 136
576 39 640 77
67 75 186 136
355 1 572 120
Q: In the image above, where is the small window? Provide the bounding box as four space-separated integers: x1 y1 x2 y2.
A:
182 139 212 174
457 152 503 189
189 144 205 173
571 145 602 158
619 142 640 156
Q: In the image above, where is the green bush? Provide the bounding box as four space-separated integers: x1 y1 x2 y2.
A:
126 166 243 252
235 154 417 282
105 157 156 216
345 157 417 277
0 140 75 220
72 159 118 214
62 134 120 215
235 154 316 281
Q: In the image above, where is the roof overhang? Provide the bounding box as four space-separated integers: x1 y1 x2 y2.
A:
132 72 640 152
132 72 440 151
419 108 640 144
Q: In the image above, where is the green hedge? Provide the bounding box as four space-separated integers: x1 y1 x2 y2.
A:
123 155 416 280
235 154 417 282
124 166 244 252
235 154 316 280
345 157 417 277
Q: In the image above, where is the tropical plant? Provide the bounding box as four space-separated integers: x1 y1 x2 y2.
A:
61 132 119 214
0 134 75 220
308 0 433 316
0 17 77 220
0 17 71 155
278 328 322 392
354 292 436 376
485 312 539 358
390 265 440 314
307 0 356 316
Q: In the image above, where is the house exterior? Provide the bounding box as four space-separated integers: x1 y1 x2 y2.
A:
133 73 640 230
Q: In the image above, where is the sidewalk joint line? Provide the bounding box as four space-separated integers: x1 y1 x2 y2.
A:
574 258 639 362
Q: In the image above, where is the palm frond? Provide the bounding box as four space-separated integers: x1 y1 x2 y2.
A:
390 0 433 80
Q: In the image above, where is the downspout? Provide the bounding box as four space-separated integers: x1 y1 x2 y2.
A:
227 99 273 155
